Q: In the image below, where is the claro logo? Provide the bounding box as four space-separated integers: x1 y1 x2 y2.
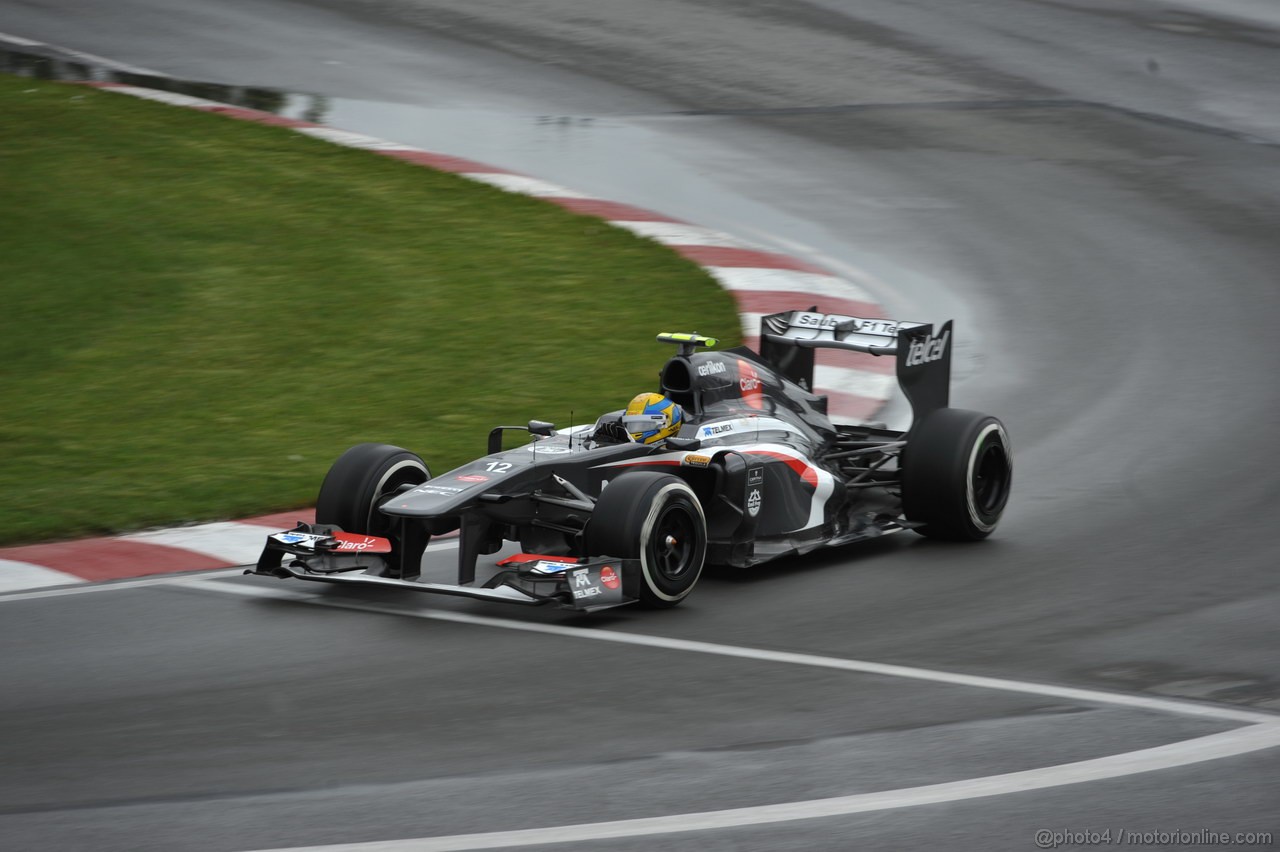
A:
904 330 950 367
736 360 764 410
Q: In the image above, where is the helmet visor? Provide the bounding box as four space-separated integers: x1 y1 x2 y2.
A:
622 412 669 441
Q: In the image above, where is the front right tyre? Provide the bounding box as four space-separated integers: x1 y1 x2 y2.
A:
315 443 430 538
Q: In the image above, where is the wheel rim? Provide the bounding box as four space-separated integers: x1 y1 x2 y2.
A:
649 504 697 581
366 463 428 536
972 440 1011 516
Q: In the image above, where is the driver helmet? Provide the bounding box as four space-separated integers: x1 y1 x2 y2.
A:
622 393 684 445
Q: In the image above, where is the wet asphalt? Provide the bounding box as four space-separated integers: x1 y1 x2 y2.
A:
1 1 1279 849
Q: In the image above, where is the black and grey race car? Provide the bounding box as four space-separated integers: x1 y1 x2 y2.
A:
250 309 1012 611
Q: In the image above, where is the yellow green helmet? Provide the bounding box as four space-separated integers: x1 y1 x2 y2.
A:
622 393 684 444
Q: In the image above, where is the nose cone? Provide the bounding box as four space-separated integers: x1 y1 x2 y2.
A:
379 465 504 517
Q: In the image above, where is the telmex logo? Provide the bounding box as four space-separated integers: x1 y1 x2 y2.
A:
904 330 950 367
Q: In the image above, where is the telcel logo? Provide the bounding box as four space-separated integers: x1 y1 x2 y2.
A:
905 330 950 367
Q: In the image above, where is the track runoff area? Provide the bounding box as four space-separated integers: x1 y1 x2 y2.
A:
6 567 1277 851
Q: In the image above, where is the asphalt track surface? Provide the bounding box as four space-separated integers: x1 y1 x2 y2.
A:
3 1 1280 849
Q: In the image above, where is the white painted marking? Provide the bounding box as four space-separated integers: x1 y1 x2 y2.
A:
0 33 164 74
609 221 758 249
759 234 907 316
245 723 1280 851
60 50 165 77
0 31 43 47
706 267 875 303
104 86 224 109
0 540 460 602
459 173 593 199
0 568 247 603
0 559 84 592
121 521 287 564
813 363 896 400
294 127 421 152
183 579 1279 725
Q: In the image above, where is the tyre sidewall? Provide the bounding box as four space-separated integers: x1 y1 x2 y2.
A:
316 443 430 535
964 420 1010 534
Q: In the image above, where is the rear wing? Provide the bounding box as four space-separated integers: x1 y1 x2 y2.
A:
759 309 954 425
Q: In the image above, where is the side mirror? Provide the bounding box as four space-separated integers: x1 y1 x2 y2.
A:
528 420 557 437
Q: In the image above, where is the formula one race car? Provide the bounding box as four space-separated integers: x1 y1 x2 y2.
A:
251 309 1011 611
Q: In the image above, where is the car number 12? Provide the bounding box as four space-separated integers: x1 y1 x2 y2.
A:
485 461 513 474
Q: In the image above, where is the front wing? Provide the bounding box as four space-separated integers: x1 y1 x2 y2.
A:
247 524 640 612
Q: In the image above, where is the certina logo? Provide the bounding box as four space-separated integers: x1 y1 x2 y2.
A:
696 361 726 377
904 330 950 367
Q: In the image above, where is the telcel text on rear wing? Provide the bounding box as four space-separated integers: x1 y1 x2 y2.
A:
758 309 954 428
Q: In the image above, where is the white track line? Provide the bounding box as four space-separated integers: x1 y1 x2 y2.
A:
0 32 166 75
707 267 876 301
246 723 1280 852
459 173 593 198
0 568 249 603
0 31 42 47
101 86 224 108
183 579 1278 725
609 221 759 249
293 127 421 151
0 559 84 591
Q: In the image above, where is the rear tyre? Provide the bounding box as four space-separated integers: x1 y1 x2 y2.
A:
315 443 430 538
902 409 1012 541
584 473 707 608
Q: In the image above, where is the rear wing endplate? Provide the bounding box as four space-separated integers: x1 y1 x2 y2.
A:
759 309 954 426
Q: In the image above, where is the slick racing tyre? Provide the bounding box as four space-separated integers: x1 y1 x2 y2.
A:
584 473 707 608
902 409 1012 541
315 443 430 538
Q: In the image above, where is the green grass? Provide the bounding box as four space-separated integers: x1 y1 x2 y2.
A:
0 75 740 545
